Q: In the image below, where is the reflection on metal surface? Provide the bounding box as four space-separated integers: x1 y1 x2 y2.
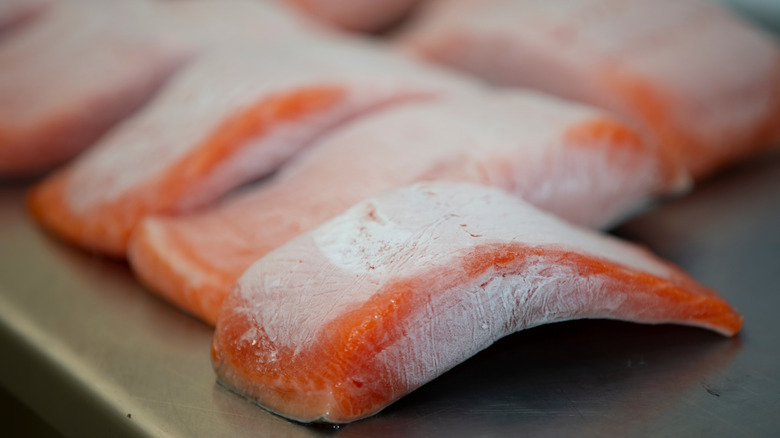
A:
1 154 779 437
345 321 741 436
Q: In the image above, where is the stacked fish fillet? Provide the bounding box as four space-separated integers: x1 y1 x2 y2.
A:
4 0 777 425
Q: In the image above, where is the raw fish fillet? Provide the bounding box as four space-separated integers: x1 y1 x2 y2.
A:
28 40 473 257
283 0 421 32
0 0 314 177
211 181 743 423
399 0 780 179
0 0 190 176
129 91 688 325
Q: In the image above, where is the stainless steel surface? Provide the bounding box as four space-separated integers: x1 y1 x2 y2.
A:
1 153 779 437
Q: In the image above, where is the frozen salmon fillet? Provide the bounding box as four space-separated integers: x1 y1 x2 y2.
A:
28 39 474 257
129 91 688 325
0 0 191 176
0 0 315 177
283 0 421 32
399 0 780 179
211 181 743 423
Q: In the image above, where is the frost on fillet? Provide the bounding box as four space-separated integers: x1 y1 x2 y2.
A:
27 38 473 257
398 0 780 180
129 90 688 326
211 182 742 423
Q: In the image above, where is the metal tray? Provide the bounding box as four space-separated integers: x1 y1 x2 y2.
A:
1 152 779 437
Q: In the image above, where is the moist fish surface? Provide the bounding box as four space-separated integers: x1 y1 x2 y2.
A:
28 39 475 257
399 0 780 179
211 182 742 423
129 91 688 325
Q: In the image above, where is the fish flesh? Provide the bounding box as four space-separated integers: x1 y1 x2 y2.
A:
128 91 688 325
399 0 780 179
0 0 315 177
0 0 190 176
283 0 421 32
211 181 743 423
28 39 474 257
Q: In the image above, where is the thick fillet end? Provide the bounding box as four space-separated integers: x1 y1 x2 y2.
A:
211 300 345 423
27 172 136 258
27 171 117 257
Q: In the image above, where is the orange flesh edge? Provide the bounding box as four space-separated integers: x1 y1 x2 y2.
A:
563 117 645 150
563 116 686 191
603 59 780 180
165 118 655 325
603 68 705 178
215 243 742 422
27 86 346 257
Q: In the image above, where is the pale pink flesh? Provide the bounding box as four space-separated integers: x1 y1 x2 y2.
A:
399 0 780 179
129 91 688 325
212 182 742 423
28 38 475 257
0 0 316 176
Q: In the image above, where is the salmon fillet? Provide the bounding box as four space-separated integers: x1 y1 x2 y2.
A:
211 181 742 423
0 0 315 177
129 91 688 325
399 0 780 179
28 39 474 257
284 0 421 32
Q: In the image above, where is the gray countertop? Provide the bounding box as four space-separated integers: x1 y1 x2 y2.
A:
1 152 779 437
